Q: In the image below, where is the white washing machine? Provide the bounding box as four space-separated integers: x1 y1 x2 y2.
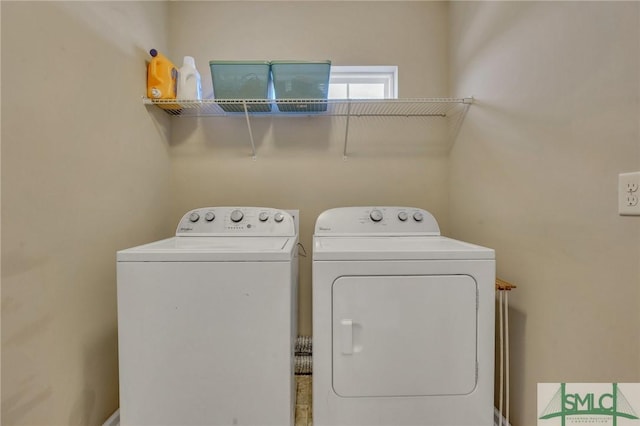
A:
312 207 495 426
117 207 298 426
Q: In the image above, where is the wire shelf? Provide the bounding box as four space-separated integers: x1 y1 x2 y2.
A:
143 97 473 158
143 97 473 117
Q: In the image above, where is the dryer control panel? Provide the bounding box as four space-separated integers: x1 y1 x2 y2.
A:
176 207 295 237
314 206 440 236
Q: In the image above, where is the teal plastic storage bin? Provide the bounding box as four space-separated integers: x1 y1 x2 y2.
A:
209 60 271 112
271 60 331 112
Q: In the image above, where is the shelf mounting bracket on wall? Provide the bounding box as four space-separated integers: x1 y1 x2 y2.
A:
343 101 352 160
242 101 257 160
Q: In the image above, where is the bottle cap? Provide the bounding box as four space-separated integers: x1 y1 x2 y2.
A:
183 56 196 67
150 49 158 57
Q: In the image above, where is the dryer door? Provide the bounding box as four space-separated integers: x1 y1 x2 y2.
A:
332 275 477 397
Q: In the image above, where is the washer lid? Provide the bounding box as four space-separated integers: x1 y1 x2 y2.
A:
313 236 494 260
117 236 297 262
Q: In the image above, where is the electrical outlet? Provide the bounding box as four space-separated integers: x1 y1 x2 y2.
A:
619 172 640 215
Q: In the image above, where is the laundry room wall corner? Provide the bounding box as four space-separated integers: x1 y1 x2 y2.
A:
449 2 640 425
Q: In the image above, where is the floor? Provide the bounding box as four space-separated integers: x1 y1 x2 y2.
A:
295 375 313 426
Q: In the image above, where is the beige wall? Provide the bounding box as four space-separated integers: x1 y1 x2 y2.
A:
449 2 640 425
1 2 172 425
3 2 640 425
168 1 451 336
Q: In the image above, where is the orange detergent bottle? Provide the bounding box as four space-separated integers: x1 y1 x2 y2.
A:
147 49 178 101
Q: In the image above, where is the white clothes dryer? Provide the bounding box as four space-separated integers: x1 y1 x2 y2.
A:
312 207 495 426
117 207 298 426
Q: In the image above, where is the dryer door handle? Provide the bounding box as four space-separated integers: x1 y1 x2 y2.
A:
340 319 353 355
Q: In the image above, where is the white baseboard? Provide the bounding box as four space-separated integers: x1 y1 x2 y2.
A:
103 408 119 426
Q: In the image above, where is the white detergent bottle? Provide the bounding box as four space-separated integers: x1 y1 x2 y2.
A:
177 56 202 100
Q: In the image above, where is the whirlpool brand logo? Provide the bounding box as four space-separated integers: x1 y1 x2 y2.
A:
538 383 640 425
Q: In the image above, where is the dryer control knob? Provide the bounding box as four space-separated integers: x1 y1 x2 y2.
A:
189 212 200 222
370 209 383 222
413 211 424 222
398 211 408 221
230 209 244 223
205 211 215 222
259 212 269 222
274 212 284 223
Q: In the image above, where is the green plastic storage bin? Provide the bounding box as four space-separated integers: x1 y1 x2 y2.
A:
209 60 271 112
271 60 331 112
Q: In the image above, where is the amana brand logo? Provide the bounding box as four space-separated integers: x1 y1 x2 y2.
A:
538 383 640 425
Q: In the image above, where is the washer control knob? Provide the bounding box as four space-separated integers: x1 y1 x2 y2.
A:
205 211 215 222
189 212 200 222
230 209 244 223
274 212 284 223
398 211 408 222
370 209 383 222
259 212 269 222
413 211 424 222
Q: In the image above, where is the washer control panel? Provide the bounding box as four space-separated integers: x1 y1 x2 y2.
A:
176 207 295 236
314 206 440 236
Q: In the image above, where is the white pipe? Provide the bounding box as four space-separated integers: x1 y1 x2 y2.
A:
505 291 510 426
498 290 504 426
